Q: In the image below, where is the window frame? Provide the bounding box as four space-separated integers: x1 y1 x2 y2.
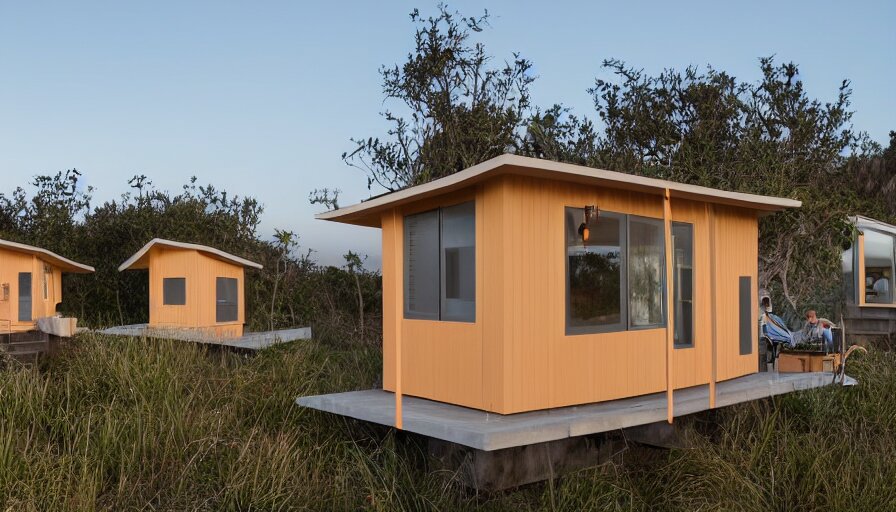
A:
564 208 628 335
671 221 695 348
564 208 674 337
859 227 896 306
215 277 239 323
403 200 477 323
627 215 667 331
162 277 187 306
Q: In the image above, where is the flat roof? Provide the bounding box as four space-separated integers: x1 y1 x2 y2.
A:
317 154 803 227
118 238 263 271
0 238 94 273
298 372 852 451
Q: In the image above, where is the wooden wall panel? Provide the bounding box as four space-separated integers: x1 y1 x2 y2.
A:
712 206 759 381
148 247 246 337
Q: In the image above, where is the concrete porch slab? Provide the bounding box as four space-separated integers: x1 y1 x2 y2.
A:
99 324 311 351
297 371 856 451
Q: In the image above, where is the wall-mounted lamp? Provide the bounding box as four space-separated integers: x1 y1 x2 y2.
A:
578 205 599 244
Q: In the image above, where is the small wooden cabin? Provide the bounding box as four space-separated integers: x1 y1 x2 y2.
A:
843 215 896 339
318 155 801 416
118 239 262 338
0 239 94 333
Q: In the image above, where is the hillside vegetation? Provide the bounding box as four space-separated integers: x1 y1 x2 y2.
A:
0 333 891 511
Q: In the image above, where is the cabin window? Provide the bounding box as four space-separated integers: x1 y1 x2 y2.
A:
628 217 665 328
18 273 32 322
565 208 672 335
42 264 50 300
672 222 695 347
566 208 626 333
162 278 187 306
863 229 895 304
216 277 239 323
404 201 476 322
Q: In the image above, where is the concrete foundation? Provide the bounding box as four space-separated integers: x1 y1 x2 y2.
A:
100 324 312 351
298 371 855 452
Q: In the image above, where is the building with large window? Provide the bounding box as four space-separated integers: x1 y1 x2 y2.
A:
843 215 896 339
0 239 94 333
118 239 262 338
318 154 801 415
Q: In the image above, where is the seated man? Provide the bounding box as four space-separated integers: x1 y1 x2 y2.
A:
792 310 834 351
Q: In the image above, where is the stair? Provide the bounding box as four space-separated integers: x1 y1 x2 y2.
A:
0 332 50 363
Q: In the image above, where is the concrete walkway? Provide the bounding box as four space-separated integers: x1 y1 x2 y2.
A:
297 371 856 451
100 324 311 351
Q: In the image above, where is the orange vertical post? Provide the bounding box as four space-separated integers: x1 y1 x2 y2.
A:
392 208 403 429
857 232 866 306
706 204 718 408
663 189 675 423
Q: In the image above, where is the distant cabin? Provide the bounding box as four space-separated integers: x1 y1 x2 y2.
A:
118 239 262 338
843 215 896 339
318 154 801 415
0 239 94 333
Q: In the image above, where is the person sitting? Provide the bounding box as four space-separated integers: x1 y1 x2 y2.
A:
792 309 835 351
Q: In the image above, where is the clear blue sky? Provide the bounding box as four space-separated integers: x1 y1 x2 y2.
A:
1 1 893 269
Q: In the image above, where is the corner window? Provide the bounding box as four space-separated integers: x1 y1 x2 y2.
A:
404 201 476 322
162 277 186 306
216 277 239 322
566 208 625 333
863 229 895 304
565 208 668 335
672 222 694 347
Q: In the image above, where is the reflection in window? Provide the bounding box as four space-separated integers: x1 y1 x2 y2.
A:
672 223 694 347
404 201 476 322
629 217 665 328
441 202 476 322
864 229 895 304
566 208 624 332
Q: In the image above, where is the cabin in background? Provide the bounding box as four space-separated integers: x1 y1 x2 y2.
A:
317 154 801 416
843 215 896 342
119 239 262 338
0 239 94 334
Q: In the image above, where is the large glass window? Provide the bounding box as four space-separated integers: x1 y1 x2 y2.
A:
566 208 626 333
629 217 665 328
864 229 895 304
441 202 476 322
404 201 476 322
672 222 694 347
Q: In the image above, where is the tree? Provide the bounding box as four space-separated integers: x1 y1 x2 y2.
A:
343 5 535 191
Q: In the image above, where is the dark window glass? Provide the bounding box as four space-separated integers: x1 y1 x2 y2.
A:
162 277 186 306
18 272 32 322
672 222 694 347
216 277 239 322
404 209 440 320
739 276 753 355
629 217 665 328
441 201 475 322
566 208 625 333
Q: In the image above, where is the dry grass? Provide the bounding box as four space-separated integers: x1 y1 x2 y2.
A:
0 333 892 511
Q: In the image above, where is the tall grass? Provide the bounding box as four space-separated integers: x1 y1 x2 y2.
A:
0 333 893 510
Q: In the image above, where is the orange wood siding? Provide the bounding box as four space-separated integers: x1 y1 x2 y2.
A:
147 247 246 337
381 188 488 410
711 205 760 381
0 251 66 332
380 174 762 414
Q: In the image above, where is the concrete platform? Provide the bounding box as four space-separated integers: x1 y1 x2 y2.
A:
298 371 856 451
99 324 311 351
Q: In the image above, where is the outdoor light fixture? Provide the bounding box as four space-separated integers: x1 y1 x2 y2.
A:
578 205 599 244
